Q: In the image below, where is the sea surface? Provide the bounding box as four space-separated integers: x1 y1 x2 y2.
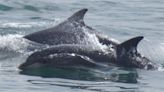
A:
0 0 164 92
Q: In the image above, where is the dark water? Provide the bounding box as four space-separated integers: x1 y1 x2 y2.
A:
0 0 164 92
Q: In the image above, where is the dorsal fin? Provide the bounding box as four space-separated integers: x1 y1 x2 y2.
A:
118 36 143 50
68 8 88 22
116 36 144 56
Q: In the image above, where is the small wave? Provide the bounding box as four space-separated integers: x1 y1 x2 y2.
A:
23 5 39 12
0 34 46 55
0 4 13 11
157 66 164 72
0 34 25 52
0 34 27 59
0 20 60 28
0 22 33 28
138 40 164 63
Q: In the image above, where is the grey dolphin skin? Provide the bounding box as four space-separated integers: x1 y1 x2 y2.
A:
20 8 159 70
19 36 158 70
24 8 118 46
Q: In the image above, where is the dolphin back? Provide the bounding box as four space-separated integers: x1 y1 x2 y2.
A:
116 36 158 70
24 9 89 45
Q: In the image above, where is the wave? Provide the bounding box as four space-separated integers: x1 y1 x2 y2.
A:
0 4 13 11
0 20 60 29
23 5 39 12
0 34 46 59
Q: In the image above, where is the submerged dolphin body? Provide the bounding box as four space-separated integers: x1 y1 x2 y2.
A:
24 8 118 46
19 36 158 70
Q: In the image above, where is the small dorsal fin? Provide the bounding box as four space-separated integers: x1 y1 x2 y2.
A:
116 36 144 56
68 8 88 22
118 36 143 50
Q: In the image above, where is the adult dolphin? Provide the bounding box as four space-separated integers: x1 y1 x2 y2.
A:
24 8 118 46
19 36 159 70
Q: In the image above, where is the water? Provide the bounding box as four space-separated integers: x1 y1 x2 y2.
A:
0 0 164 92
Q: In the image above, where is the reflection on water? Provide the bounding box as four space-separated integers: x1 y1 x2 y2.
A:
20 67 138 83
28 79 139 92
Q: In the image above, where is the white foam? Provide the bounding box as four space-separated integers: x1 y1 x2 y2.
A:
157 66 164 72
0 34 41 54
0 19 60 28
82 29 108 51
0 21 45 28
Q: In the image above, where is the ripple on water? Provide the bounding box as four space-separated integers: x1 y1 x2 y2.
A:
26 75 139 92
23 5 39 12
0 4 13 11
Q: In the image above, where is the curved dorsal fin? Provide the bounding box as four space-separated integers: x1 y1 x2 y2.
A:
116 36 144 55
68 8 88 22
118 36 143 50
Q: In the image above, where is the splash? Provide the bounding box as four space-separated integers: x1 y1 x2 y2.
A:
0 34 45 54
82 27 109 51
157 66 164 72
0 34 25 52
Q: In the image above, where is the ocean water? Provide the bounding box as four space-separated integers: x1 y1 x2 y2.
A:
0 0 164 92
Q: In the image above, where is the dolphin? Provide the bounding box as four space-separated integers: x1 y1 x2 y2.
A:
24 8 119 46
19 36 158 70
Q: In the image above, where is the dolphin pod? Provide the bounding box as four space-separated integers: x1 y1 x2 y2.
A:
24 8 118 46
19 8 159 70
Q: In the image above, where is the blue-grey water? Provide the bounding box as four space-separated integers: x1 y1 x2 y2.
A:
0 0 164 92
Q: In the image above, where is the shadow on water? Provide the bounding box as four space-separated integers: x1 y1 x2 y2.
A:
19 67 139 84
